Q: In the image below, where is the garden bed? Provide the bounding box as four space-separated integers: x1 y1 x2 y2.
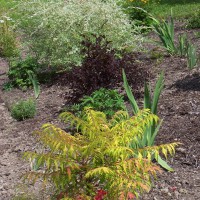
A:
0 21 200 200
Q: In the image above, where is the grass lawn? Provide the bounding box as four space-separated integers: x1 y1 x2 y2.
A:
1 0 200 20
150 0 200 18
0 0 20 20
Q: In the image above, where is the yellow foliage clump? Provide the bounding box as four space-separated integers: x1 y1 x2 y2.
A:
24 108 178 199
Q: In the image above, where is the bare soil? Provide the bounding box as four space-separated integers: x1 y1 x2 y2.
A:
0 22 200 200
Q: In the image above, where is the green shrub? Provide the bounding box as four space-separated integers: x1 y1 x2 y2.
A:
8 56 39 89
120 0 158 28
17 0 143 68
11 98 36 121
24 108 178 199
0 16 18 57
187 9 200 29
2 81 14 91
67 88 126 118
122 0 152 26
194 31 200 39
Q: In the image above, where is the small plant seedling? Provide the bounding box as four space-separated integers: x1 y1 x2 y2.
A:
27 70 40 99
11 98 36 121
194 31 200 39
177 34 188 57
2 81 14 91
186 42 198 69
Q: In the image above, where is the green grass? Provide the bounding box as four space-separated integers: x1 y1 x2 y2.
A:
0 0 17 12
0 0 20 20
150 0 200 19
1 0 199 22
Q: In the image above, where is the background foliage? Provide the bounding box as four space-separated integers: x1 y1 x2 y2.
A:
187 9 200 29
119 0 157 27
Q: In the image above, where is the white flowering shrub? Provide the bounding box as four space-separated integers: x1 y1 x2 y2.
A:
18 0 144 68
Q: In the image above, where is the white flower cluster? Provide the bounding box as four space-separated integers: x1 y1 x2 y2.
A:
0 16 13 24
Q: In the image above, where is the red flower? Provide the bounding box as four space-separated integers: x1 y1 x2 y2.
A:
170 186 177 192
94 189 107 200
127 192 135 200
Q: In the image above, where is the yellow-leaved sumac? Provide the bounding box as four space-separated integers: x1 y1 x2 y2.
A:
24 108 178 199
